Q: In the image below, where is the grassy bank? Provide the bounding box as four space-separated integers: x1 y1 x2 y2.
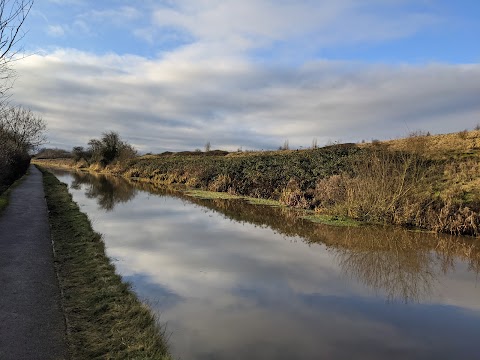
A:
41 168 171 360
35 130 480 237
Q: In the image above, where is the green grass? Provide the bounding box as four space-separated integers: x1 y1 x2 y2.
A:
185 189 241 200
245 197 282 207
40 168 171 360
185 189 283 207
302 214 361 227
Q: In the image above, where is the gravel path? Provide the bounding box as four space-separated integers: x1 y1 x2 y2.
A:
0 165 66 360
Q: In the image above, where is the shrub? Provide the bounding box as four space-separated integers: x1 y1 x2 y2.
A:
458 129 469 140
0 106 45 192
314 148 435 224
80 132 137 166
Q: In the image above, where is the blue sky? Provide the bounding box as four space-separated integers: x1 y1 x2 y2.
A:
9 0 480 151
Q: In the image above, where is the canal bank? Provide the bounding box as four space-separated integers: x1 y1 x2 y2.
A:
34 131 480 237
44 166 480 360
40 168 171 359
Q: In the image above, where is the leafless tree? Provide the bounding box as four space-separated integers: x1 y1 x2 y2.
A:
0 1 35 189
0 0 34 104
0 105 46 151
86 132 137 165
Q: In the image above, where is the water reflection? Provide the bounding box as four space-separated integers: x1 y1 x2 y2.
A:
129 179 480 303
70 171 137 211
47 168 480 360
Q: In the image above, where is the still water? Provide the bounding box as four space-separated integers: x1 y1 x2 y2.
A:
50 169 480 360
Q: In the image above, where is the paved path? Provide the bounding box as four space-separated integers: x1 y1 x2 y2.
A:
0 166 66 360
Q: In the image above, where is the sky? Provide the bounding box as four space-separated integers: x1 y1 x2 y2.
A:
8 0 480 152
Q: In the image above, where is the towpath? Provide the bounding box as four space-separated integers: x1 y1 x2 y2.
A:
0 165 66 359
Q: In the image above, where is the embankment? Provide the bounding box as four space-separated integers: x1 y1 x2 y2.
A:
40 168 171 359
35 131 480 237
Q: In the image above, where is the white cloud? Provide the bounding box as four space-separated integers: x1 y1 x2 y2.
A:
12 49 480 152
149 0 439 60
82 6 142 25
46 24 66 37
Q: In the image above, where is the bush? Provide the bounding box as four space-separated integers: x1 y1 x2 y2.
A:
458 129 469 140
0 106 45 192
78 132 137 166
314 148 434 224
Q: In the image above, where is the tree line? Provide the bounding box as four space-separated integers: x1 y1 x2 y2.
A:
0 0 44 193
0 106 45 191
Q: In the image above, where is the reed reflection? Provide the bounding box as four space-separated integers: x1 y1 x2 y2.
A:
130 180 480 303
48 169 480 303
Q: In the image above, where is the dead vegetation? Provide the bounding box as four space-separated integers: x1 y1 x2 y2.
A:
35 130 480 237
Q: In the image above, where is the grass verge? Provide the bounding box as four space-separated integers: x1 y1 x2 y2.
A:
41 168 171 360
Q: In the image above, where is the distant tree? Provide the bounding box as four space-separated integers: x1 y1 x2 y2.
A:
101 131 121 164
35 148 71 159
86 131 137 165
72 146 87 161
204 141 211 152
279 139 289 150
312 138 318 149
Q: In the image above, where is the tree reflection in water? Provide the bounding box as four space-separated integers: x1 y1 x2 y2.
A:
331 231 436 302
47 168 480 303
129 179 480 303
70 171 137 211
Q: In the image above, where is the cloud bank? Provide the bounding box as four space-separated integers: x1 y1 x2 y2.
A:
12 49 480 152
10 1 480 152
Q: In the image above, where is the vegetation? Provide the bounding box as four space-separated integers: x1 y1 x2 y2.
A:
40 168 171 360
35 130 480 237
302 214 361 227
184 190 480 302
36 147 72 159
69 131 137 167
0 106 45 194
123 178 480 303
0 0 37 196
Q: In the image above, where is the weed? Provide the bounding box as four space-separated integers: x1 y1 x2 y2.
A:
458 129 469 140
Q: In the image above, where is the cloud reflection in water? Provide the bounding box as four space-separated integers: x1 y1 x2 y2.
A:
51 169 480 360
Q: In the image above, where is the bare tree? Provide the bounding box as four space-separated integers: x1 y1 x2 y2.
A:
204 141 211 152
0 0 33 59
0 1 35 190
0 105 45 151
0 0 34 103
86 131 137 165
279 139 289 150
